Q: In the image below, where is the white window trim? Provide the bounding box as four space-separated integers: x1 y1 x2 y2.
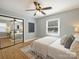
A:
46 18 60 36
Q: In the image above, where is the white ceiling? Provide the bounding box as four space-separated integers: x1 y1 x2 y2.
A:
0 0 79 18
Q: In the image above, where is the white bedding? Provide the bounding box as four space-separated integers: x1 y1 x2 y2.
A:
48 39 76 59
31 36 58 57
31 36 76 59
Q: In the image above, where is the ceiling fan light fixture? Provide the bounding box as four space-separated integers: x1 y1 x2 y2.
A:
26 1 52 16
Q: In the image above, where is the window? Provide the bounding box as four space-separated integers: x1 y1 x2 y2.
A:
46 18 60 36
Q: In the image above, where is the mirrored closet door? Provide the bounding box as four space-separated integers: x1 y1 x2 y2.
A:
0 15 24 48
14 19 24 44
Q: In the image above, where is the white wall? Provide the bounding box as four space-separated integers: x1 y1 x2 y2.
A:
0 8 36 40
36 8 79 38
24 17 36 40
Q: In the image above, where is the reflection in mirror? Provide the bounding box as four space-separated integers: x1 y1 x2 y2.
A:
0 15 24 48
14 19 23 44
0 16 14 48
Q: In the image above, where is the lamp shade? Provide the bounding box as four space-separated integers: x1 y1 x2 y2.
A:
74 26 79 33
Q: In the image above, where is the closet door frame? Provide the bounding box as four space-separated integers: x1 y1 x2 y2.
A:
0 15 24 49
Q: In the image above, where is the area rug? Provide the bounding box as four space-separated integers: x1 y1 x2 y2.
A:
20 45 43 59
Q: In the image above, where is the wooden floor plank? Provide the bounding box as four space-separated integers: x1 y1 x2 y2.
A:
0 38 79 59
0 50 3 59
0 39 32 59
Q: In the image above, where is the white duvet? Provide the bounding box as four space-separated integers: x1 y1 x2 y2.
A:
31 36 58 57
31 36 76 59
48 39 76 59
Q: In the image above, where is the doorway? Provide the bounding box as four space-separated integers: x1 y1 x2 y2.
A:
0 15 24 48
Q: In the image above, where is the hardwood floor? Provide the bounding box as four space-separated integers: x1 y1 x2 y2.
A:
0 38 24 48
0 39 79 59
0 41 32 59
0 38 14 48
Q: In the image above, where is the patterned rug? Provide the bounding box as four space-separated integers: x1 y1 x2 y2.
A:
20 45 43 59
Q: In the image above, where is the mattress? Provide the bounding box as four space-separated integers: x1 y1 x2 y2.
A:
0 32 8 38
31 36 58 57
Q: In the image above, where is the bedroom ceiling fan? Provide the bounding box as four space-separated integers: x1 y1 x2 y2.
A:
25 1 52 16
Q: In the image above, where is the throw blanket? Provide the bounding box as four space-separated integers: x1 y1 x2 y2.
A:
31 36 58 57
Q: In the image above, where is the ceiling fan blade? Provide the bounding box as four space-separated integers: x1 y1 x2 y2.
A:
41 7 52 10
34 1 38 7
34 1 41 8
41 11 46 15
26 9 36 11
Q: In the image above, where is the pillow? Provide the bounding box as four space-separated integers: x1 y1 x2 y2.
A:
70 38 79 52
64 35 75 49
60 35 68 45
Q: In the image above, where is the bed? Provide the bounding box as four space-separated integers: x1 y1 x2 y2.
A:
31 36 58 57
0 32 9 38
31 36 76 59
48 39 76 59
